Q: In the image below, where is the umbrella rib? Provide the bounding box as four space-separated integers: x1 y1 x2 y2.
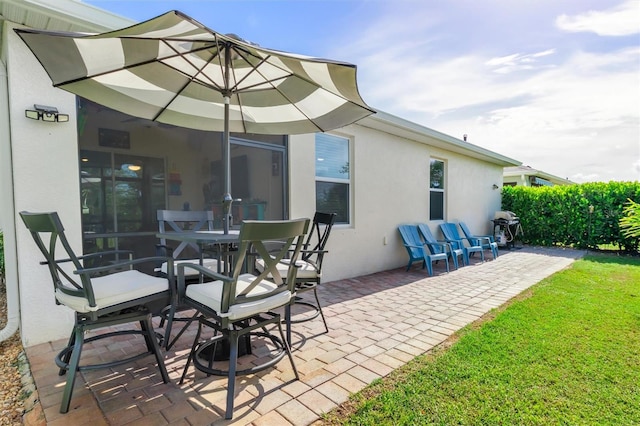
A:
150 39 226 121
229 50 325 132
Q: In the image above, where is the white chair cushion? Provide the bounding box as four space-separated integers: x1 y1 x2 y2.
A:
255 258 319 280
157 258 222 276
185 273 292 321
56 269 168 313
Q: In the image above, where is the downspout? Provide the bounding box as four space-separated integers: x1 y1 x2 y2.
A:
0 58 20 342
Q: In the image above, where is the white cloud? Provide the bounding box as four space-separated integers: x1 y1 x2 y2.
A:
357 42 640 182
330 1 640 182
485 49 557 74
556 0 640 36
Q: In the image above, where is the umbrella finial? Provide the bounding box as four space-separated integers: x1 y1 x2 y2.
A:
225 33 259 46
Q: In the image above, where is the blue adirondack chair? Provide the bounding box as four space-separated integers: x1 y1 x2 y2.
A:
439 222 485 265
459 222 499 259
398 224 449 276
417 223 464 270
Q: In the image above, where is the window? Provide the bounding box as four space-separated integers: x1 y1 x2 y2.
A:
315 133 350 224
430 159 445 220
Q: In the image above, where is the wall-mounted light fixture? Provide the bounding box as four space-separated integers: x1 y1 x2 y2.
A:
25 104 69 122
492 184 500 190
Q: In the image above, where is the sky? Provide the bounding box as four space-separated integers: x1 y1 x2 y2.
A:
83 0 640 183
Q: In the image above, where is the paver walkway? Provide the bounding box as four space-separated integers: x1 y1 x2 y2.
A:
24 246 583 425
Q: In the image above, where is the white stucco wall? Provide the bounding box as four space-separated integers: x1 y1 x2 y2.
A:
6 23 80 346
289 124 504 283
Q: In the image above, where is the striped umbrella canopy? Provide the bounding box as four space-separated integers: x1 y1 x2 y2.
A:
16 10 374 232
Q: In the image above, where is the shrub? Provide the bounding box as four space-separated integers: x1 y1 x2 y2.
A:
501 182 640 252
620 199 640 238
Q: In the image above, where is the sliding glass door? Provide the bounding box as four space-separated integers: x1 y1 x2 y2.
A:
77 97 288 261
80 150 166 258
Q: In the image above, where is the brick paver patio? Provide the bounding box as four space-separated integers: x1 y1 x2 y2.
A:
24 246 584 425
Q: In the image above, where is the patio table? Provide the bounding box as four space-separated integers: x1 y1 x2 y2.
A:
155 230 240 276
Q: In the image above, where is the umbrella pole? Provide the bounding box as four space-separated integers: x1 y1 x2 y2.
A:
222 45 232 235
222 95 232 235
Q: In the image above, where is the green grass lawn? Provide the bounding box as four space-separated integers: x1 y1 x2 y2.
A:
323 254 640 425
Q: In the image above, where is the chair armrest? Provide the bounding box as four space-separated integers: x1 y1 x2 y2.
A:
41 249 134 265
74 256 173 277
424 241 448 251
469 235 493 245
175 262 233 300
178 262 230 282
436 239 457 247
473 235 495 244
403 243 424 249
437 240 461 253
440 238 464 250
476 234 496 243
458 236 486 248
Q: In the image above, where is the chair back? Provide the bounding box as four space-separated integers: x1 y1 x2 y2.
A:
458 222 477 244
221 218 310 314
300 212 337 269
440 222 461 239
19 211 95 305
398 224 424 259
459 221 487 245
157 210 215 258
417 224 445 255
458 222 471 236
439 223 464 249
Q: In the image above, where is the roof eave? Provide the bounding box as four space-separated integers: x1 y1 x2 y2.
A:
357 110 521 167
1 0 134 32
503 166 575 185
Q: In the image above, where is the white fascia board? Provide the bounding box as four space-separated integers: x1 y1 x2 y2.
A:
504 167 574 185
532 169 574 185
357 109 521 167
11 0 135 31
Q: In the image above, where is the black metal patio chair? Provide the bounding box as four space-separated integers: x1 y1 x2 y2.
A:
178 218 309 420
255 211 337 344
19 211 171 414
155 209 223 349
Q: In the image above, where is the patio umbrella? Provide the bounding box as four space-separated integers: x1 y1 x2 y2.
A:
15 10 374 233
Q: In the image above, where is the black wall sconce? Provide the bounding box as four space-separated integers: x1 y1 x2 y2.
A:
25 104 69 122
492 184 500 190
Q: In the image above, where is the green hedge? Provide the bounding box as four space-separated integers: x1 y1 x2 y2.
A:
501 182 640 251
